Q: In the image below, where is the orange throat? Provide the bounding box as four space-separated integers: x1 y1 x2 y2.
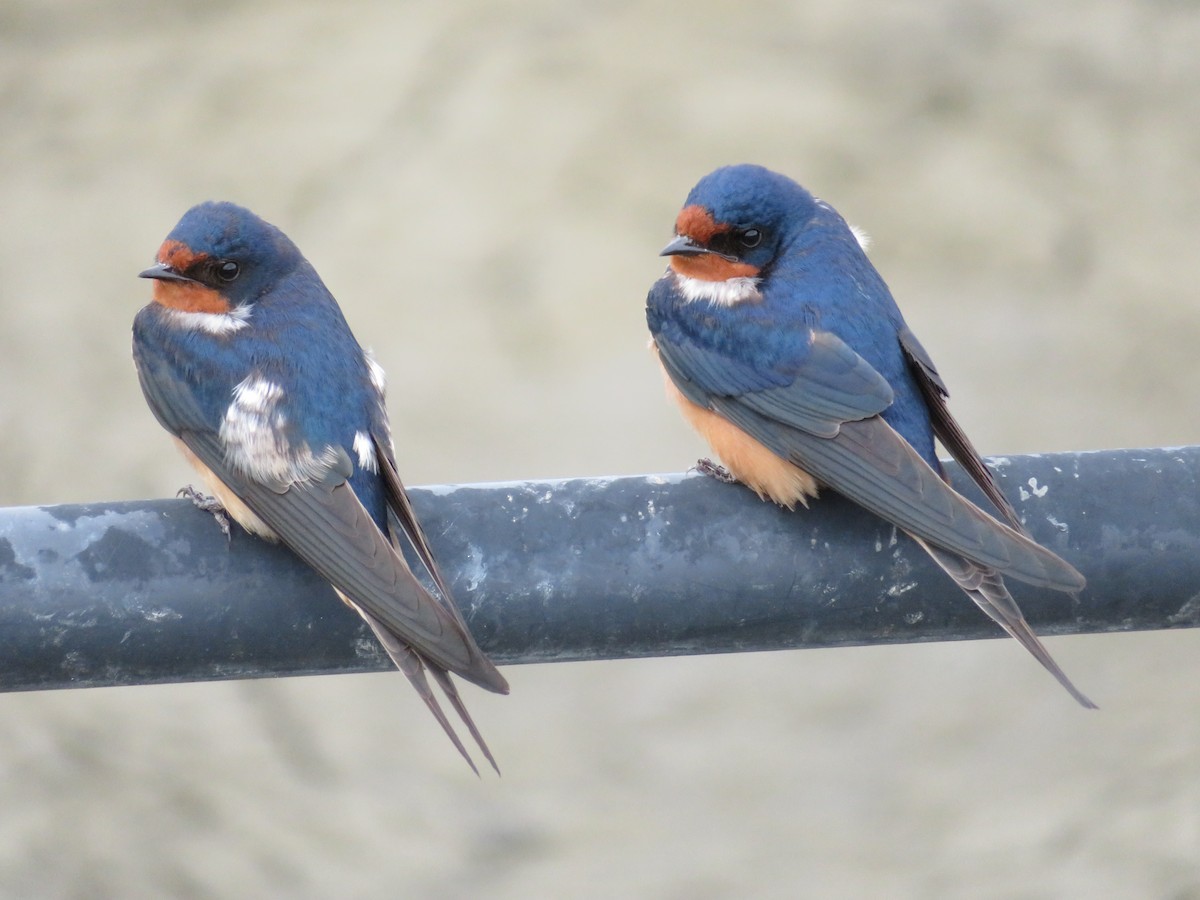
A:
669 254 758 282
150 239 231 314
151 279 231 314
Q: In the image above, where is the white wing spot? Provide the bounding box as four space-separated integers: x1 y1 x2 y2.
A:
221 375 291 482
220 375 343 485
353 430 377 473
231 376 283 413
364 350 388 396
362 350 392 450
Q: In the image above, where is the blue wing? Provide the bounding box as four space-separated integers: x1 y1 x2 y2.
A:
648 297 1083 592
132 310 508 694
897 325 1025 533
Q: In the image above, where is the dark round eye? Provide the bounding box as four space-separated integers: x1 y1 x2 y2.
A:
738 229 762 249
216 261 240 282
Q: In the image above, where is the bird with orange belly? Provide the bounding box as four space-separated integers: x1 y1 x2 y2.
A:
646 164 1095 708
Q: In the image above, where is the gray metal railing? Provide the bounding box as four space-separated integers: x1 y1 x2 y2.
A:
1 446 1197 691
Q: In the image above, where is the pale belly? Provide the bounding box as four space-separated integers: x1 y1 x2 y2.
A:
173 437 279 540
657 357 819 510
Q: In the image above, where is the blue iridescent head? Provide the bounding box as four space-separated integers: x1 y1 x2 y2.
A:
139 202 304 312
660 165 818 279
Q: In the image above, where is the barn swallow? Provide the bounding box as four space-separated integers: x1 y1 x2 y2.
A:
132 202 510 772
646 164 1095 708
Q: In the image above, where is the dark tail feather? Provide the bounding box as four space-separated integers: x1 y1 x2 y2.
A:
913 537 1098 709
430 667 501 776
347 597 490 775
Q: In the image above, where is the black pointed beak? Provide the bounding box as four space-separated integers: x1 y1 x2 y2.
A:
659 234 712 258
138 262 196 283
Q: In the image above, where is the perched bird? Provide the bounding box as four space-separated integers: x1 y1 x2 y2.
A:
646 164 1095 708
133 202 509 772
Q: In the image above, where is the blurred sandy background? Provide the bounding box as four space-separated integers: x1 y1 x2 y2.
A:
2 1 1199 897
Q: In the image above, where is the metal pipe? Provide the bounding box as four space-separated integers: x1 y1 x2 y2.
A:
0 446 1197 691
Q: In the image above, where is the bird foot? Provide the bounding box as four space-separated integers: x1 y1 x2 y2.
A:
177 485 231 539
693 458 738 484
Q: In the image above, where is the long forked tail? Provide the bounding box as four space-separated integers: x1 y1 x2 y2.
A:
429 667 500 775
343 593 500 775
912 537 1097 709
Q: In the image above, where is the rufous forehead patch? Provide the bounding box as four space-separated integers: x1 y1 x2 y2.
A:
674 204 729 243
157 239 209 271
